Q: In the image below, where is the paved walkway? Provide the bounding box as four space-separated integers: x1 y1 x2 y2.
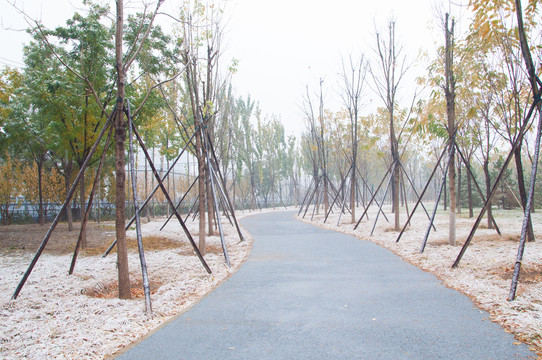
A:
116 211 533 359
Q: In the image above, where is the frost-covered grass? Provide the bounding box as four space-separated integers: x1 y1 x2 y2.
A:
0 215 254 359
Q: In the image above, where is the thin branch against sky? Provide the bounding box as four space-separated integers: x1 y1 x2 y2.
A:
1 0 440 135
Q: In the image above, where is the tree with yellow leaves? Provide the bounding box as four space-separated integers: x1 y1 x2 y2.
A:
0 68 22 149
0 155 22 225
21 162 65 223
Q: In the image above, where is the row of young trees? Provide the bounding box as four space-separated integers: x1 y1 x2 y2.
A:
300 0 541 247
0 0 299 301
0 0 540 301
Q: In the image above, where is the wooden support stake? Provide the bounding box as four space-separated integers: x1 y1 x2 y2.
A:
354 164 392 230
370 163 395 236
203 129 230 266
132 122 211 274
127 101 152 314
509 101 542 299
69 127 113 274
160 175 199 231
454 143 501 234
13 112 114 299
324 164 352 223
397 162 436 231
396 138 450 243
102 131 197 257
298 179 315 216
207 133 245 242
452 99 539 268
420 145 455 253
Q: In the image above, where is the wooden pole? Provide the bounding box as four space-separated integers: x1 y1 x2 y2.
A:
324 164 352 223
303 177 320 219
69 127 113 274
160 175 199 231
102 132 197 257
127 101 152 314
395 138 450 243
207 133 245 242
13 112 114 299
454 143 501 234
298 178 315 216
336 168 353 226
397 162 436 231
353 163 393 230
509 0 542 300
203 126 230 266
509 105 541 300
420 145 455 253
452 99 539 268
132 121 211 274
370 163 395 236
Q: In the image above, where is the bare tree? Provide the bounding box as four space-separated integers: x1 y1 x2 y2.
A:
339 55 368 223
370 20 408 231
444 13 457 245
180 1 226 254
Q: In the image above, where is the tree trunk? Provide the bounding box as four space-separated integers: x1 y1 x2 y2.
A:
205 143 215 236
467 163 473 218
64 159 74 231
443 176 447 210
196 131 207 255
151 147 155 218
79 170 87 249
390 113 400 230
97 175 101 223
483 160 494 230
445 13 456 246
351 156 356 223
457 162 462 214
145 154 150 221
393 162 400 230
115 0 130 300
37 160 44 225
514 147 535 242
448 149 457 245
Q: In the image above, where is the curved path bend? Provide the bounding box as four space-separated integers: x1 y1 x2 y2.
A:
116 210 532 359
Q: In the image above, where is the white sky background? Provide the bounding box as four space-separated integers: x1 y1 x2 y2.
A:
0 0 467 136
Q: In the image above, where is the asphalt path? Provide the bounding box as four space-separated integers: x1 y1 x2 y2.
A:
116 210 533 359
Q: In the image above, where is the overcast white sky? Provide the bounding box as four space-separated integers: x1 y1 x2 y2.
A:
0 0 461 136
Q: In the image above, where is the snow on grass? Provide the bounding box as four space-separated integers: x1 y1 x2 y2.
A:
0 214 254 359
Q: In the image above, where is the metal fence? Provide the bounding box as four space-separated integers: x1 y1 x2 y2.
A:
0 199 203 225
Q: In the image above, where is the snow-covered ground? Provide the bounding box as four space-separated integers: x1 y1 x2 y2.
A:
2 205 540 358
0 210 264 359
298 205 542 355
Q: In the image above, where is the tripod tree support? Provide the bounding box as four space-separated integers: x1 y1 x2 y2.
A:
13 112 114 300
102 131 197 257
509 104 542 300
452 99 539 268
420 144 455 253
354 163 392 230
160 176 199 231
132 121 211 274
396 136 449 243
207 133 246 243
508 0 542 300
203 126 230 266
69 127 113 274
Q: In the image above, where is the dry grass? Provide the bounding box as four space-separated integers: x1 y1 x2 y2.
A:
82 235 182 256
81 278 163 299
